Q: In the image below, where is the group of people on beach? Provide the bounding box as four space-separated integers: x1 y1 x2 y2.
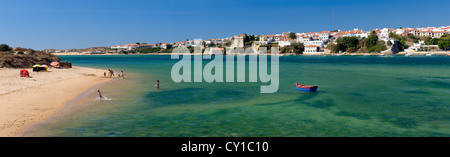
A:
104 69 124 79
98 70 159 100
98 80 159 100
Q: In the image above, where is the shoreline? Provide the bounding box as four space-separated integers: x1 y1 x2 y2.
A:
0 66 111 137
52 51 450 56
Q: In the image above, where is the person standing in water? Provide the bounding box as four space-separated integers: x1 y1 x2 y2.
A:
155 80 159 88
98 90 103 100
110 69 115 77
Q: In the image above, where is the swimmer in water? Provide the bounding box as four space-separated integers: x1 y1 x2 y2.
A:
98 90 103 100
155 80 159 88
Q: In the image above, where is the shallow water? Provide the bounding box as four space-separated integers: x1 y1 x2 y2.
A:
25 55 450 137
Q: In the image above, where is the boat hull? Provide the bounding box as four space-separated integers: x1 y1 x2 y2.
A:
296 86 318 92
296 83 318 92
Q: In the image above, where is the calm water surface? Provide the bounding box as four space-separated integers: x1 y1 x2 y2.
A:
25 55 450 137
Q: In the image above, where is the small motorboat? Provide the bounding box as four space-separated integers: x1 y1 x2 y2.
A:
296 83 318 92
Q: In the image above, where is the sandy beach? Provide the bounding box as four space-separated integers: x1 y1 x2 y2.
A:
0 66 110 137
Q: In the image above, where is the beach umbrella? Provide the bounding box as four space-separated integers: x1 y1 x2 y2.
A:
51 62 59 66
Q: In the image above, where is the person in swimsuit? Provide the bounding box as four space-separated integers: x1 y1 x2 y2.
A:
111 70 115 77
98 90 103 100
155 80 159 88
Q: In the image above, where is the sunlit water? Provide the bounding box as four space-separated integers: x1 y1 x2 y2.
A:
24 55 450 137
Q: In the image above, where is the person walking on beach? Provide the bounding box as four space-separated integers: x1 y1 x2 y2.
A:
98 90 103 100
111 69 115 77
120 71 124 79
155 80 159 88
104 72 106 78
107 69 111 77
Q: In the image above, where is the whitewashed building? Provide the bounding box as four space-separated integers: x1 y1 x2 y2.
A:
304 40 324 47
320 31 330 41
278 38 295 47
304 45 321 53
111 44 139 50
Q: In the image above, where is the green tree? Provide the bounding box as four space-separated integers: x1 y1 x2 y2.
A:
438 41 450 50
207 42 216 47
289 32 296 39
281 42 304 54
390 33 408 51
332 43 343 53
438 36 450 50
348 37 359 48
424 37 439 45
0 44 12 51
366 31 378 48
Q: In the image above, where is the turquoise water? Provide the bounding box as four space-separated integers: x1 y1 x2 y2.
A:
26 55 450 137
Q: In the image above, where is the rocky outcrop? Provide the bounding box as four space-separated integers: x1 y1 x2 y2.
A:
0 51 61 68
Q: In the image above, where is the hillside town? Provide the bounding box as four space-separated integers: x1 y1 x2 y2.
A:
44 25 450 55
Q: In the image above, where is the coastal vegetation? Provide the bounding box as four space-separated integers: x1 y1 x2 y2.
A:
419 35 450 51
0 44 60 68
0 44 13 51
326 31 388 53
388 33 408 51
281 42 304 54
437 35 450 50
243 34 256 46
289 32 296 39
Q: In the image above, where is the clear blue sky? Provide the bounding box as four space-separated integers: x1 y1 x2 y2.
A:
1 0 449 50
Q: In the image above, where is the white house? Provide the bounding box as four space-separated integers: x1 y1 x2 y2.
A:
379 28 392 41
296 37 310 43
111 44 139 50
396 28 405 35
320 31 330 41
256 35 273 45
304 45 321 53
184 40 195 47
194 39 203 46
159 42 168 49
278 38 294 47
356 32 369 38
204 47 224 55
304 40 324 47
